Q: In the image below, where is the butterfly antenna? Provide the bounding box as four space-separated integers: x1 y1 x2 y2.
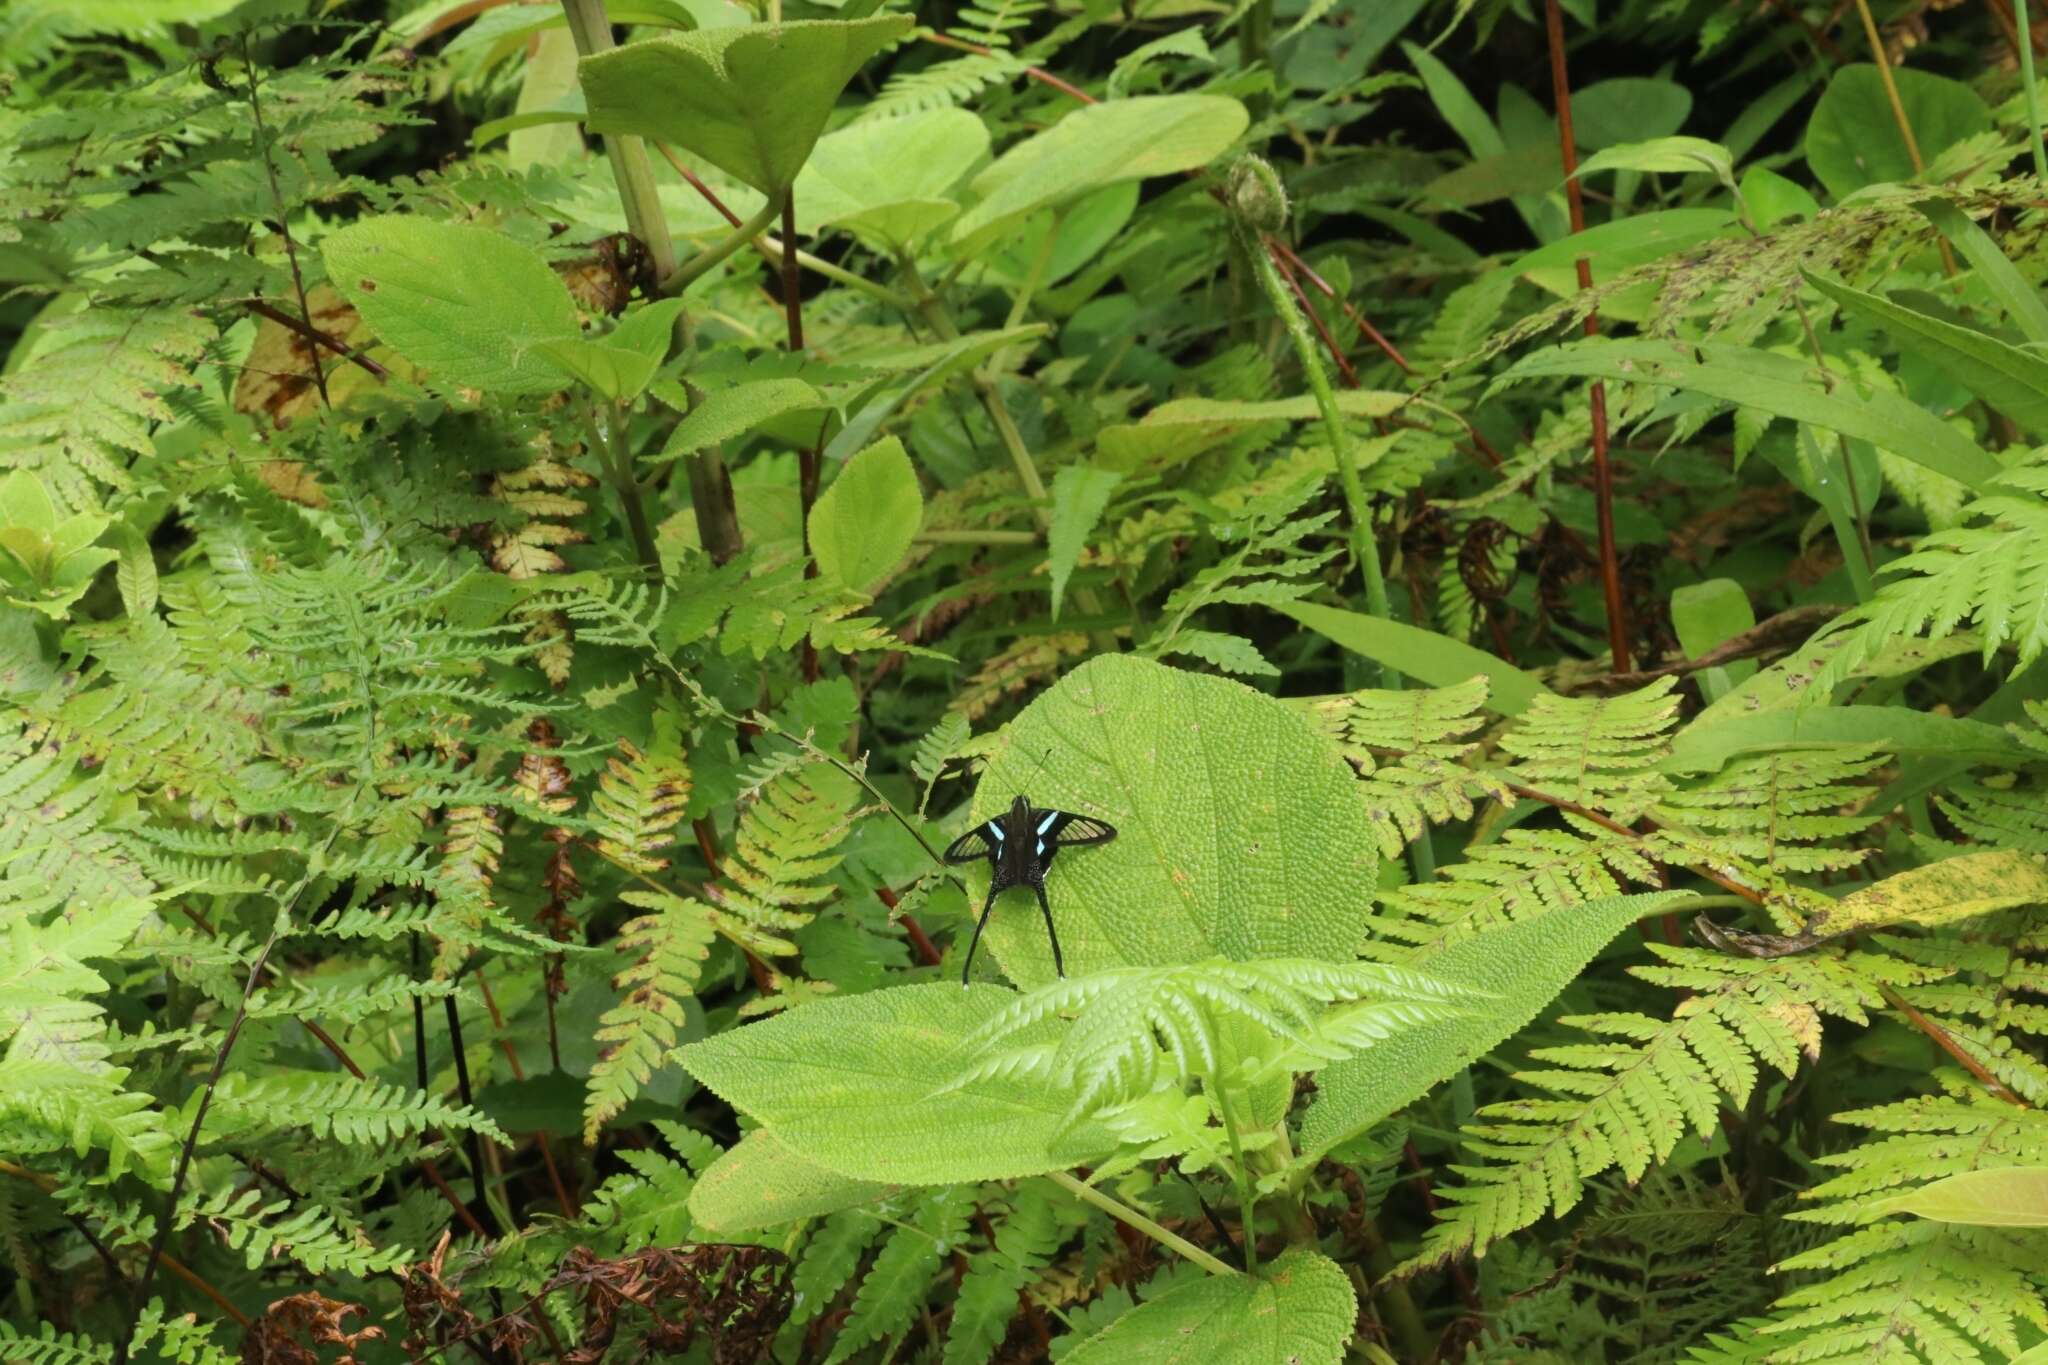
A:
1032 883 1065 979
960 884 1000 987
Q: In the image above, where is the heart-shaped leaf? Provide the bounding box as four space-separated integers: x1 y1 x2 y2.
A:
579 17 912 196
966 655 1379 989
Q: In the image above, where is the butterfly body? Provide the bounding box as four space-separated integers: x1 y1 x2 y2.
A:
943 794 1116 985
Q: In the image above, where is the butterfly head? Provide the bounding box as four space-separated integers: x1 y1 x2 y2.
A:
1008 792 1032 823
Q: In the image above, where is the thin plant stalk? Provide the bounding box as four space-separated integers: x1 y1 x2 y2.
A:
663 193 783 293
1544 0 1632 672
558 0 677 281
1239 213 1394 683
1047 1171 1237 1277
1850 0 1961 277
2021 0 2047 178
586 402 662 576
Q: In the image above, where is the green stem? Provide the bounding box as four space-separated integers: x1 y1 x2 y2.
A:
1207 1079 1258 1275
559 0 677 281
662 193 783 294
1246 230 1394 688
2022 0 2047 180
759 236 912 310
586 402 662 576
1047 1171 1237 1277
902 261 1054 522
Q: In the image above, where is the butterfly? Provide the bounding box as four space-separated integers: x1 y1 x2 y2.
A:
942 793 1117 986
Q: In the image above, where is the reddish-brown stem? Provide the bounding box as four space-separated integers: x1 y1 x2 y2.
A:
693 816 724 876
420 1160 495 1241
654 143 745 227
876 886 945 967
1543 0 1631 673
241 298 389 380
1267 237 1412 374
922 30 1097 105
1270 243 1362 389
779 192 805 353
1880 985 2028 1106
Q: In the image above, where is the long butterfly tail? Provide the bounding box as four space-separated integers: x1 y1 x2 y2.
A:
961 884 1001 987
1032 883 1065 979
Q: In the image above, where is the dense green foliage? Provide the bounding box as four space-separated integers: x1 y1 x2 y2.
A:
5 0 2048 1361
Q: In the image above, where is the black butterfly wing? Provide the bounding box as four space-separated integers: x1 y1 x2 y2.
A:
1028 809 1118 873
942 819 1002 866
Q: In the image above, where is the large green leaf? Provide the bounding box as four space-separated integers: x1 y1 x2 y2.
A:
677 982 1116 1184
578 17 912 195
1281 601 1551 716
951 95 1247 246
809 436 922 593
1805 268 2048 437
1061 1250 1356 1365
1570 78 1692 149
794 108 989 249
320 217 580 396
1804 65 1991 199
688 1129 892 1232
1498 338 2002 489
1296 891 1690 1164
1665 705 2014 773
1880 1167 2048 1227
1805 849 2048 938
966 656 1378 989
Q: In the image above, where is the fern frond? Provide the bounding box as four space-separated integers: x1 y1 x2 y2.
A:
0 1320 108 1365
1303 679 1510 856
1403 947 1896 1274
826 1187 977 1365
127 1300 237 1365
202 1071 509 1147
702 761 856 961
0 720 154 915
1652 747 1883 880
1142 476 1340 673
787 1209 886 1329
584 889 716 1142
1757 1091 2048 1364
1499 678 1680 819
952 958 1471 1125
951 631 1092 720
179 1184 411 1278
0 1044 174 1183
0 307 212 511
590 718 693 878
1808 463 2048 690
944 1180 1066 1365
1368 824 1657 953
863 52 1030 121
